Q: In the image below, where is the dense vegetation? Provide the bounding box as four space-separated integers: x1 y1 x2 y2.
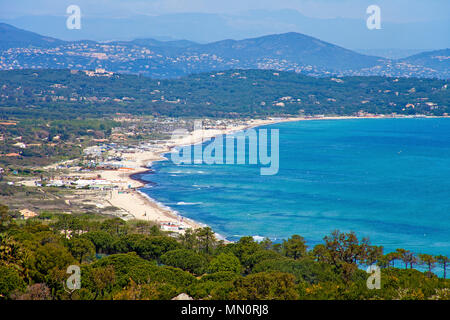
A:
0 204 448 300
0 69 448 119
0 118 118 166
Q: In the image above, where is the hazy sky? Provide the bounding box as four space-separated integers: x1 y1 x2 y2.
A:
1 0 449 22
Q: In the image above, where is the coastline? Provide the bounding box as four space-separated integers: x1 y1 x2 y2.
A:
83 114 449 236
112 117 304 234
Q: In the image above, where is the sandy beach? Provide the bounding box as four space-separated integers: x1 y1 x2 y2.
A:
80 117 310 232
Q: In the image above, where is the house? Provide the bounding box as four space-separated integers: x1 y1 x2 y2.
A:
12 142 27 148
161 224 181 232
0 121 17 126
20 209 38 219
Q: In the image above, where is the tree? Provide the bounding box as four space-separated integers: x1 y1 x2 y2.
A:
384 252 401 268
282 235 307 260
322 231 380 266
87 265 116 300
0 265 26 299
196 227 216 254
51 214 83 237
365 245 384 266
311 244 331 263
113 279 177 300
323 231 366 266
407 253 418 269
132 236 181 260
418 254 436 274
160 249 208 275
34 243 75 281
229 272 299 300
0 235 28 279
208 253 242 274
259 238 273 251
394 248 417 269
435 255 449 279
394 249 406 269
68 237 96 263
83 231 116 254
128 220 160 235
243 250 283 273
11 283 51 300
89 253 154 289
180 229 197 250
0 204 11 231
230 236 262 272
321 230 381 281
252 257 338 285
100 218 128 236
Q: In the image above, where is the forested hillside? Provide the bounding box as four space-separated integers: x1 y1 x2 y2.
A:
0 206 448 300
0 69 448 119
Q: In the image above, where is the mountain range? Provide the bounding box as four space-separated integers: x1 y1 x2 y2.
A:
2 10 449 51
0 22 448 79
0 22 63 49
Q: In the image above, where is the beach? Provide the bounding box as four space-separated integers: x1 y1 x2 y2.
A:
68 117 304 233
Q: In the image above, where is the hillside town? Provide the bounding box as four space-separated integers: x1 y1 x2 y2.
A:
1 40 447 79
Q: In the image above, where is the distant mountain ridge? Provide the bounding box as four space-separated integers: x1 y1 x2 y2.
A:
400 49 450 78
0 23 448 79
184 32 382 71
2 10 449 49
0 22 64 49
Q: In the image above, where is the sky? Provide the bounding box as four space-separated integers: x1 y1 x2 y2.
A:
1 0 449 23
1 0 448 51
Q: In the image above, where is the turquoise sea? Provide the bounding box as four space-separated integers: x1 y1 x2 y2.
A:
141 118 450 258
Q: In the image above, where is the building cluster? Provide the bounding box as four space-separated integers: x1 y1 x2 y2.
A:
78 68 114 77
1 41 446 79
43 176 128 190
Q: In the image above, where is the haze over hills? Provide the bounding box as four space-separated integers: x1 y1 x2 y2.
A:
2 9 449 50
0 22 64 50
399 49 450 77
0 23 448 79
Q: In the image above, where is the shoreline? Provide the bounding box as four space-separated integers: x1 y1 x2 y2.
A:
86 114 449 236
121 117 303 234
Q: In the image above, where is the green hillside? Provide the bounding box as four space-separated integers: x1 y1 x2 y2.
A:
0 69 448 119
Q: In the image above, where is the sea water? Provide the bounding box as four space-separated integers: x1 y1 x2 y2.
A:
141 118 450 259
